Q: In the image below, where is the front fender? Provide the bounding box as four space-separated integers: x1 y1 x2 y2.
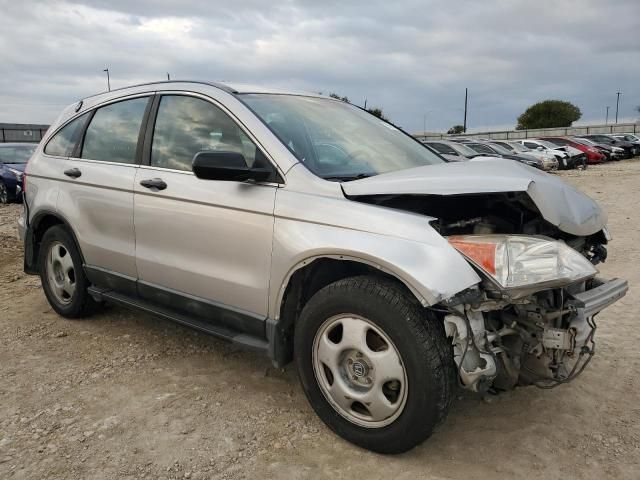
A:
269 197 481 317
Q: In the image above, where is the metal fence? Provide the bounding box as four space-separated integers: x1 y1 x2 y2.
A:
414 122 639 141
0 124 50 143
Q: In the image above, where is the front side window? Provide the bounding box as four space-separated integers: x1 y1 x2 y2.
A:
151 95 262 172
524 142 539 149
44 114 88 157
81 97 149 164
241 94 443 180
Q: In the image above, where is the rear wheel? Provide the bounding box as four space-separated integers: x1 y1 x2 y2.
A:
39 225 96 318
294 275 454 454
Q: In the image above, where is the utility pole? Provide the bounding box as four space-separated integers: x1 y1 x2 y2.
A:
103 68 110 91
605 106 610 125
463 88 468 133
167 73 170 81
615 92 621 124
423 114 426 134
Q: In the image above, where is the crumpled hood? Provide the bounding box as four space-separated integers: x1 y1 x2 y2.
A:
342 159 606 237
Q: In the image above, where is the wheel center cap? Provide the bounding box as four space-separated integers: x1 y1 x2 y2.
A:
351 360 368 378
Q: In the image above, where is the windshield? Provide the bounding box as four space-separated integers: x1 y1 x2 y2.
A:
0 145 37 164
487 143 512 155
536 140 560 149
241 94 444 180
449 142 481 157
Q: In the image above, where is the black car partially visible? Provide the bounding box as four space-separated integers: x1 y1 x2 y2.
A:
581 134 637 158
0 143 37 204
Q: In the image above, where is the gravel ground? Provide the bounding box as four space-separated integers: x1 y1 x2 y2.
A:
1 160 639 479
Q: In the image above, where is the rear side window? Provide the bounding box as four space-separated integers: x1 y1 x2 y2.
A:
81 97 149 164
151 95 262 172
44 114 88 157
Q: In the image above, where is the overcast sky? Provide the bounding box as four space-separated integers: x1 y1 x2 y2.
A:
1 0 639 133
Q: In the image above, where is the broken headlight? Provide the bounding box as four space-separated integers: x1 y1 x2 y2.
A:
448 235 597 290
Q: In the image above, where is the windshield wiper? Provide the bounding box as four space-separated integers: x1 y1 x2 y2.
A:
323 173 373 182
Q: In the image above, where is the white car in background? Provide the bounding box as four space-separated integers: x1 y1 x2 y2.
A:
491 140 558 170
517 139 584 169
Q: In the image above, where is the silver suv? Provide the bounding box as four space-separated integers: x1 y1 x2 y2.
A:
19 81 627 453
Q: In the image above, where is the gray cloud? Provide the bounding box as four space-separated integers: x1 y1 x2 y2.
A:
0 0 638 132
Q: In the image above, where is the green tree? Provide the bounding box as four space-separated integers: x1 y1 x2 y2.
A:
327 92 390 121
447 125 465 134
516 100 582 130
366 107 388 121
329 92 350 102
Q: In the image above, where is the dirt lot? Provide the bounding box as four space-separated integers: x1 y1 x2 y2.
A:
1 161 639 480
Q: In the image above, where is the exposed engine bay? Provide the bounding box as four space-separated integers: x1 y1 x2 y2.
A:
354 192 609 264
352 191 627 393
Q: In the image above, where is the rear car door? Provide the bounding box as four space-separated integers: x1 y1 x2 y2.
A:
133 93 278 336
54 95 152 291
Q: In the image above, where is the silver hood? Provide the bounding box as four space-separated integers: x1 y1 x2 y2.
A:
342 159 606 237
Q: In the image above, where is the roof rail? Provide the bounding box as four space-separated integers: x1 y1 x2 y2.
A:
80 80 237 101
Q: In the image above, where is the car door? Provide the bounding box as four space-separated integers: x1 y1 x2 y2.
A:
53 95 151 292
133 93 278 336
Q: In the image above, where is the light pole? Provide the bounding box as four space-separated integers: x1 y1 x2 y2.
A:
605 106 610 125
615 92 621 124
463 88 468 133
167 73 170 81
103 68 110 92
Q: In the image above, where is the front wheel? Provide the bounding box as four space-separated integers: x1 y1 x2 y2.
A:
294 276 454 454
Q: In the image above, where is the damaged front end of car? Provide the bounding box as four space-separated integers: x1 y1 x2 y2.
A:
342 160 628 393
439 235 627 392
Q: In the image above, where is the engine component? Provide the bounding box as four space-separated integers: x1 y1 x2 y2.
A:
444 309 497 392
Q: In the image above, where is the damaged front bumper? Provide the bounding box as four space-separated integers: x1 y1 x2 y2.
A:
444 276 628 393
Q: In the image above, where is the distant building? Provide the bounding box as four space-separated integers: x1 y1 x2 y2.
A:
0 123 50 143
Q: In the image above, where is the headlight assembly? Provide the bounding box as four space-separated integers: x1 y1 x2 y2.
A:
448 235 597 291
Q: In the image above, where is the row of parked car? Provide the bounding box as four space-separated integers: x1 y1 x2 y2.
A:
422 133 640 171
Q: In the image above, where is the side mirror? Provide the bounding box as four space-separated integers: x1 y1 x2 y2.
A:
192 151 274 182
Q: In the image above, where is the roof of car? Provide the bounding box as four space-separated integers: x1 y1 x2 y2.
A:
81 80 323 102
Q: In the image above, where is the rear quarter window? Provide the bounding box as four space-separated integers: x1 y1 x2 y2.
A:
44 114 88 157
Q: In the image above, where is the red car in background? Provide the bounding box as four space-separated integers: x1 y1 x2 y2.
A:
540 137 606 164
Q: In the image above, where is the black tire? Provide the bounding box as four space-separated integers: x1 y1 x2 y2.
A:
39 225 96 318
0 182 9 204
294 275 454 454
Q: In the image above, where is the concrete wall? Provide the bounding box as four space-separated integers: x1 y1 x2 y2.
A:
0 123 50 143
414 122 640 141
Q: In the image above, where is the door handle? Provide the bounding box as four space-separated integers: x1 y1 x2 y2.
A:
63 168 82 179
140 178 167 191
